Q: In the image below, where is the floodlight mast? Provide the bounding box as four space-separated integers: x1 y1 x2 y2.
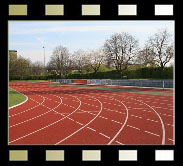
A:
43 46 45 68
43 46 46 79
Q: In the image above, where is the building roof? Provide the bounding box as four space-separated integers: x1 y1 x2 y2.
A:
9 50 17 52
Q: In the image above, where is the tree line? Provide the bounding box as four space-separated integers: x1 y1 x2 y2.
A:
9 29 174 80
9 56 45 79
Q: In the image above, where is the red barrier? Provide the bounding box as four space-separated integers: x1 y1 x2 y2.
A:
73 80 87 84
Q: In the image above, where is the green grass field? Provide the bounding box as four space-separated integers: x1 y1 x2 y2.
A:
9 88 27 108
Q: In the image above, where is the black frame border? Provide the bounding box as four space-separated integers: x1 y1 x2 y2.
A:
0 0 180 166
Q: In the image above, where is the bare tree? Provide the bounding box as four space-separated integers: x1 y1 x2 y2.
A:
63 58 73 77
48 45 70 78
87 49 105 76
104 32 139 78
47 61 57 75
31 61 44 75
136 45 156 66
146 29 174 77
72 50 88 77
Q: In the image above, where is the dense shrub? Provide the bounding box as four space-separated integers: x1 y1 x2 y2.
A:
9 67 173 80
64 67 173 79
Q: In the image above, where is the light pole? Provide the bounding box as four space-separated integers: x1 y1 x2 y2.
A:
43 46 45 68
43 46 46 79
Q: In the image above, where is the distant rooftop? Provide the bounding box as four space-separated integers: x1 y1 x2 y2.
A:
9 50 17 52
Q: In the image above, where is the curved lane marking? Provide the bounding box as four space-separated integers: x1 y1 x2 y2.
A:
9 83 168 145
9 84 82 144
110 93 166 145
9 97 62 128
107 97 129 145
9 95 81 144
55 95 103 145
9 88 28 110
9 97 45 118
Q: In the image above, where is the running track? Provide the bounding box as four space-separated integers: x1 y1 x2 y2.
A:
9 82 174 145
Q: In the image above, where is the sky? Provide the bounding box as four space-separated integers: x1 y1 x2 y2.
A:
9 21 174 65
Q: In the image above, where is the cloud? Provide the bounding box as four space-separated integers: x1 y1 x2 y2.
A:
35 37 46 46
9 21 174 64
9 21 174 35
10 42 40 47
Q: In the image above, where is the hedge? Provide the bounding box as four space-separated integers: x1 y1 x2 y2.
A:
66 67 173 79
9 67 173 80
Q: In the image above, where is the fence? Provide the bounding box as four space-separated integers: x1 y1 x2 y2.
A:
50 79 173 89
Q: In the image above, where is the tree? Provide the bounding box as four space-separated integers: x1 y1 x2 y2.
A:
9 54 18 76
15 56 31 79
72 50 88 78
63 58 73 77
87 49 105 76
31 61 44 76
146 29 174 77
48 45 70 78
104 32 139 78
136 45 156 67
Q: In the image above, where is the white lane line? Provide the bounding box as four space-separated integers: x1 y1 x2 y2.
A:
110 93 167 145
111 119 122 125
83 102 99 108
133 99 165 145
99 116 108 120
99 133 110 139
11 83 173 145
168 138 174 142
140 109 152 113
103 107 125 114
9 88 64 128
87 127 96 132
52 109 86 128
9 87 29 109
9 109 53 128
89 112 97 116
9 98 45 118
59 109 111 137
66 116 75 122
79 93 130 143
126 125 140 131
144 130 160 137
146 118 159 123
64 116 84 126
115 140 124 145
59 110 99 115
147 119 174 127
133 108 150 110
55 96 103 145
20 86 81 113
9 86 66 118
107 98 129 145
75 121 84 126
165 123 174 127
9 90 46 117
130 115 142 119
9 96 82 144
159 113 174 117
152 106 173 110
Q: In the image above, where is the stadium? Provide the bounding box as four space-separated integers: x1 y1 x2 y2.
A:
8 21 174 145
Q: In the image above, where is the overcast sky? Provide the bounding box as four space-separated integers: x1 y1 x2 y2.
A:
9 21 174 65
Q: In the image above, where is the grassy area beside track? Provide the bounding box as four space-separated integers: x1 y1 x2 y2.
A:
9 88 27 108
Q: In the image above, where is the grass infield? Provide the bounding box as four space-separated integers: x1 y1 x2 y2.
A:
9 88 27 108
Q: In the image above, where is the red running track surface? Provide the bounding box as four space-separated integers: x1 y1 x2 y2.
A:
8 82 174 145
